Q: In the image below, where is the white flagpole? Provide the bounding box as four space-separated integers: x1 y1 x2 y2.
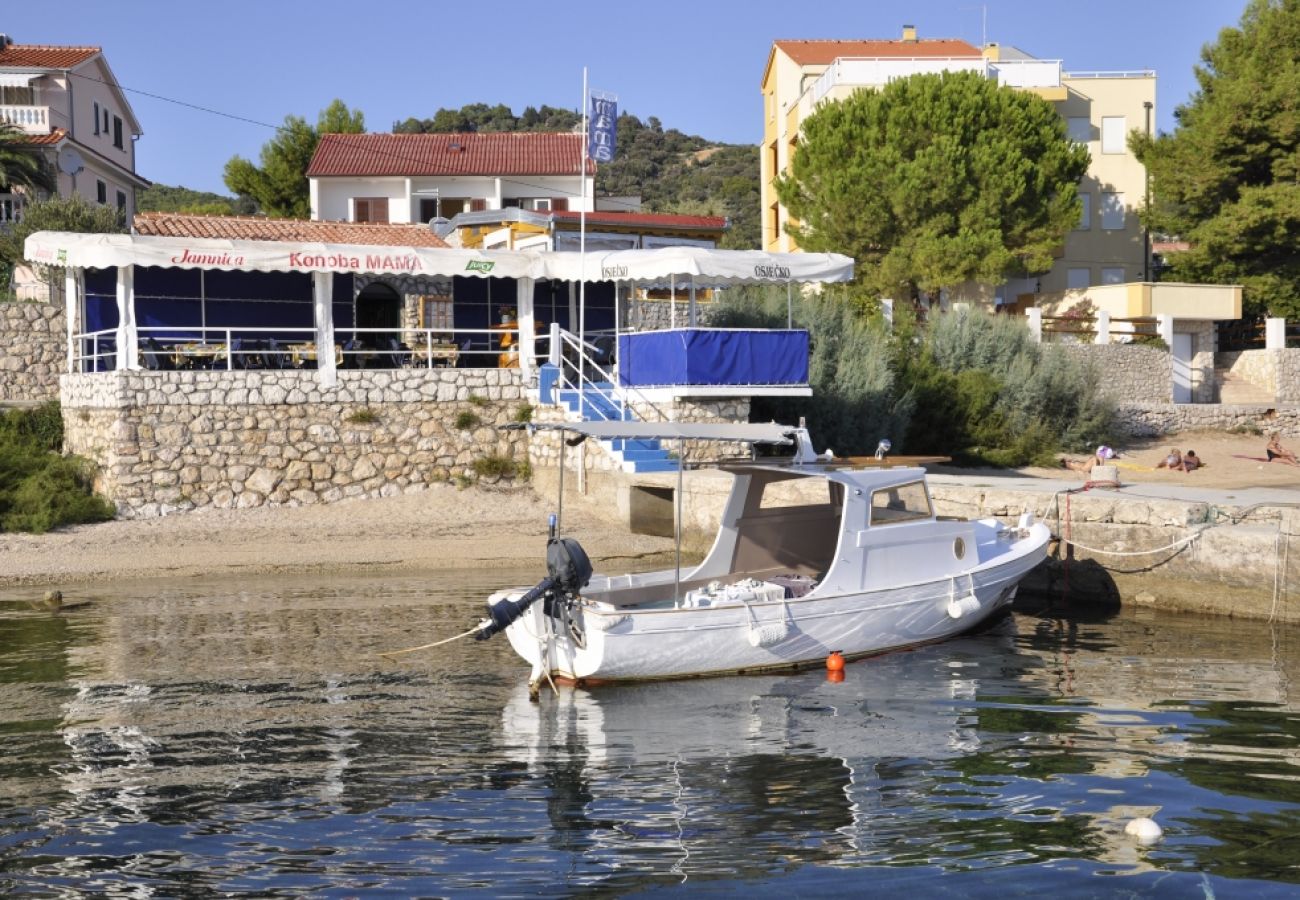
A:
579 67 588 407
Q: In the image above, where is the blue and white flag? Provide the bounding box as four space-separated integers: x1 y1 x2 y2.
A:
589 93 617 162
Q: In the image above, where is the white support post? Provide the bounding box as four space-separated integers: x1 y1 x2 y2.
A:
880 298 894 332
1157 313 1174 348
115 264 138 370
548 321 561 367
1095 310 1111 345
517 276 536 377
1266 317 1286 350
1025 307 1043 343
64 267 77 373
312 271 337 388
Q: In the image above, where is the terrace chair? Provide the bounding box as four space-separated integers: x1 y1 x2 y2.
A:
141 337 174 371
457 337 474 368
340 338 361 369
384 336 411 369
265 338 287 370
229 338 246 370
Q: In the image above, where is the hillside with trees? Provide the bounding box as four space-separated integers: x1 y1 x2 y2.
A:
395 105 760 248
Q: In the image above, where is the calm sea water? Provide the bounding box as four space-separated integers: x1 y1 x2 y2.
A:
2 570 1299 897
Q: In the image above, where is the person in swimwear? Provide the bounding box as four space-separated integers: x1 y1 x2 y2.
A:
1267 433 1299 467
1155 448 1182 469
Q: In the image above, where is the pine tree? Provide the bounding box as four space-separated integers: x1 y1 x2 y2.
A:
1134 0 1300 317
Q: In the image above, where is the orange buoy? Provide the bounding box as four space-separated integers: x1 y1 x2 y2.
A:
826 668 845 683
826 651 845 672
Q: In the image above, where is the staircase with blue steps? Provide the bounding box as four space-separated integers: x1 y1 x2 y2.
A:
556 382 678 473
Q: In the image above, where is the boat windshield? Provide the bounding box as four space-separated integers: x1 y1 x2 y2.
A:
869 481 932 525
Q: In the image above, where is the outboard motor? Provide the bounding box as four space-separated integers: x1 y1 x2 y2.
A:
476 534 593 641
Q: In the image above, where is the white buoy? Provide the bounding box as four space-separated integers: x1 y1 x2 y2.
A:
1125 817 1163 845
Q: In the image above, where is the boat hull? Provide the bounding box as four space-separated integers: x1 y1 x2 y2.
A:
498 522 1050 683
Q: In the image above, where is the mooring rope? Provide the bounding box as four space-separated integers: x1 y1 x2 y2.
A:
378 623 485 659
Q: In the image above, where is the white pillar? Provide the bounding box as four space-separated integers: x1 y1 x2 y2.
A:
516 276 536 377
64 267 78 373
1025 307 1043 343
115 265 139 370
1266 317 1286 350
1157 313 1174 347
1095 310 1111 345
548 321 561 367
313 271 337 389
880 298 894 332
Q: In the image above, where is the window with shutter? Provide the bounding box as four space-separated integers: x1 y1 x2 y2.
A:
355 198 389 223
551 197 568 211
113 116 123 150
470 198 487 212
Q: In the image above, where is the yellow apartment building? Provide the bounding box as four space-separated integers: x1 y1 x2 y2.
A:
760 26 1155 304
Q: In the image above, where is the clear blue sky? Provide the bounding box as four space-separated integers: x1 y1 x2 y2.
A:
6 0 1247 196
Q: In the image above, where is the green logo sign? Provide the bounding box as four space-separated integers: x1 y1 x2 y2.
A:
57 249 67 264
465 260 495 273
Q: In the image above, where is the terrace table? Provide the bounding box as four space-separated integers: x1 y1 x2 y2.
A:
286 342 343 367
170 342 227 369
410 341 460 368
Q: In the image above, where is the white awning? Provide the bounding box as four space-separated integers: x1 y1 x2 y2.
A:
23 231 539 280
0 73 38 87
538 246 854 285
25 231 854 287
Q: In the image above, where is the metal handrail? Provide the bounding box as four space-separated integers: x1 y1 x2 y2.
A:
553 328 670 424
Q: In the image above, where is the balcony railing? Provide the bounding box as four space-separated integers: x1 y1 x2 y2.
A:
0 105 50 133
0 194 23 224
809 57 1063 106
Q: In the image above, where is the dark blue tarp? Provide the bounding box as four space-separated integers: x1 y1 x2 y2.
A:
617 329 809 387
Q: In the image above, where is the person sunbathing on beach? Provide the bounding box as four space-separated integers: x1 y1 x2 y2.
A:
1267 433 1299 467
1181 450 1202 472
1155 448 1182 470
1062 445 1115 475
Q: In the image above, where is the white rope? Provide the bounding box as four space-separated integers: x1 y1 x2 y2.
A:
1060 527 1208 558
378 622 486 658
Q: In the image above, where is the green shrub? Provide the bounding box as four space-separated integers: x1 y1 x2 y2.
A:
0 403 113 533
344 407 380 424
467 394 489 408
514 403 534 423
454 410 481 430
472 454 519 478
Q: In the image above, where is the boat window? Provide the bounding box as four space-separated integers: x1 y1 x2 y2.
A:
758 477 835 509
869 481 932 525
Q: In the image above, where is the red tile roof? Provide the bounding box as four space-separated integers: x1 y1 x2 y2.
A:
308 132 594 178
13 127 67 146
551 210 727 232
134 213 449 248
0 44 100 68
774 38 982 65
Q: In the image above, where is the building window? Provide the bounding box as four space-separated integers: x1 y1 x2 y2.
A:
768 141 778 178
1077 191 1091 230
103 108 109 134
93 101 101 135
769 203 780 245
116 190 127 213
1067 268 1091 290
1101 192 1125 230
418 294 454 331
1101 267 1125 285
0 84 34 105
96 180 107 204
1067 116 1090 143
354 197 389 223
0 195 23 223
1101 116 1126 154
112 115 123 150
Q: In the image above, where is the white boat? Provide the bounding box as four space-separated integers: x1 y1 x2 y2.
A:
479 422 1050 692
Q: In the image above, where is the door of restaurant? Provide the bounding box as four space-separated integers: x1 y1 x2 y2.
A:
355 282 401 347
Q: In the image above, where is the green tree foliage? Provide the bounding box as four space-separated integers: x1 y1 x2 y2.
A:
0 195 126 288
394 104 760 247
774 71 1090 300
901 307 1114 465
224 100 365 218
139 183 255 215
1134 0 1300 318
0 121 56 194
0 403 113 533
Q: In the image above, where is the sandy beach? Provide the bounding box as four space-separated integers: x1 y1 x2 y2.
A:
2 429 1297 588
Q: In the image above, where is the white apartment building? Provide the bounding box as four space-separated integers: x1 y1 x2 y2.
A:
760 26 1155 302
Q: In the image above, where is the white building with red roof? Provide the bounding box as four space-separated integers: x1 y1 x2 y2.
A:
0 33 147 226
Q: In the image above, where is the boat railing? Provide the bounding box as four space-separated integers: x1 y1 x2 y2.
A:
551 326 670 424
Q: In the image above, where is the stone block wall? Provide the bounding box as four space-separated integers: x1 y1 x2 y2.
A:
0 301 65 403
1059 344 1172 405
61 368 531 518
1114 403 1300 438
1219 349 1278 398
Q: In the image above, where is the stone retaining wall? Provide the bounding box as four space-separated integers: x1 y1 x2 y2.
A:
61 368 531 518
0 301 65 403
1060 344 1172 405
1113 403 1300 438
